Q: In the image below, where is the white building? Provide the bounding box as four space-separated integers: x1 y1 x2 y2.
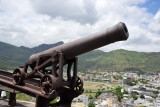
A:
156 94 160 107
134 98 155 107
127 86 133 94
73 95 89 106
1 91 6 99
149 80 160 87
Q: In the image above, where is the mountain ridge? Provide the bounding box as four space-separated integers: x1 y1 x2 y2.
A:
0 41 160 72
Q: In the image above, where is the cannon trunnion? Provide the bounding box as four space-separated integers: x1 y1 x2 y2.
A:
12 22 129 106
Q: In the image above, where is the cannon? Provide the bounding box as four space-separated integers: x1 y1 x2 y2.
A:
12 22 129 106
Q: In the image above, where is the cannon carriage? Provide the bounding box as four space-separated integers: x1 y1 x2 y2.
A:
12 22 129 106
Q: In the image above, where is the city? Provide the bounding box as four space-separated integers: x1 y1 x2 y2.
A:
71 71 160 107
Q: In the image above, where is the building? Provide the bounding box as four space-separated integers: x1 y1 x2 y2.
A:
135 97 155 106
86 74 92 81
98 93 114 100
149 80 160 87
96 93 118 107
126 86 133 94
156 94 160 107
106 96 118 107
123 77 132 85
122 98 134 107
72 102 85 107
73 95 89 106
101 78 111 83
128 73 138 78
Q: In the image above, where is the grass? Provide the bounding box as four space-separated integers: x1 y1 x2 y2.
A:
5 92 35 102
16 93 36 102
84 81 121 91
83 81 122 98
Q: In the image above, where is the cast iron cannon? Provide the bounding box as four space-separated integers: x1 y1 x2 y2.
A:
12 22 129 106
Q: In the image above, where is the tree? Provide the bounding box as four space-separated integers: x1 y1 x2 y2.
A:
131 91 139 95
140 95 145 99
123 89 128 94
114 86 123 102
132 96 138 100
153 91 159 94
156 87 160 90
95 90 102 98
102 88 105 92
89 95 93 99
88 102 95 107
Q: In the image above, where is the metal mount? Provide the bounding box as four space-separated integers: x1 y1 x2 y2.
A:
12 51 84 106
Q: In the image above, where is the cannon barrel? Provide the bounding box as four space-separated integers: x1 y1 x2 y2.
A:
30 22 129 61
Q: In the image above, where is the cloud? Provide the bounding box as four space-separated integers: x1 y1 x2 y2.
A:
149 9 160 33
0 0 160 52
31 0 97 24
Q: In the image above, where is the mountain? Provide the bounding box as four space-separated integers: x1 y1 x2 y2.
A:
0 41 34 69
0 41 64 69
0 41 160 72
31 41 64 52
79 49 160 73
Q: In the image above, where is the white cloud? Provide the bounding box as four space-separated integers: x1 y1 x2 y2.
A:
31 0 97 24
0 0 160 52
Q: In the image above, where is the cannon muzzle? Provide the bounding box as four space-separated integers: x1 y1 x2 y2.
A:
30 22 129 61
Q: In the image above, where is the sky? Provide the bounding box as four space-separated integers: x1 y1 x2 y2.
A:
0 0 160 52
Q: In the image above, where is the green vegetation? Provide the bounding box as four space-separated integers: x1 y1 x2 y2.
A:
0 41 63 70
139 79 148 84
140 95 145 99
126 79 138 86
156 87 160 90
95 89 102 98
131 91 139 100
113 86 123 101
79 49 160 72
50 99 57 104
113 75 123 80
88 101 95 107
132 96 138 100
0 41 34 69
4 92 35 102
89 95 93 99
83 81 121 99
16 93 35 102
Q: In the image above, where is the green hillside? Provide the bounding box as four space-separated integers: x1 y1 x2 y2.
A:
0 41 34 69
79 49 160 72
0 41 160 72
0 41 63 69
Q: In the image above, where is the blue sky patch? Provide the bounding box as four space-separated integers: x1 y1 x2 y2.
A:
138 0 160 14
0 9 5 13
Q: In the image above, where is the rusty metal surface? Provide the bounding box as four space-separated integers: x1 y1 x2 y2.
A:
0 22 129 107
0 71 41 98
8 93 16 106
0 70 40 86
0 86 19 93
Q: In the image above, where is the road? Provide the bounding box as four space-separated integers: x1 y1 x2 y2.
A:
0 99 35 107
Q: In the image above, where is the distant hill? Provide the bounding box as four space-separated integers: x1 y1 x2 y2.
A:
0 41 64 69
0 41 33 69
0 41 160 72
79 49 160 72
31 41 64 52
